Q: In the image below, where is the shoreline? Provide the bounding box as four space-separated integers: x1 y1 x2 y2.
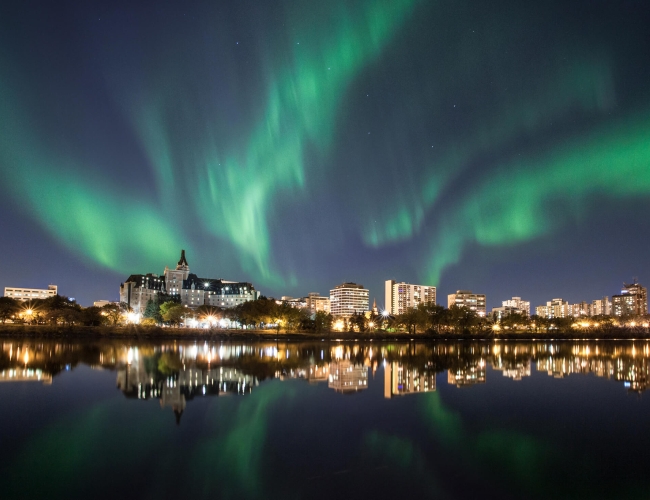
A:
1 324 649 342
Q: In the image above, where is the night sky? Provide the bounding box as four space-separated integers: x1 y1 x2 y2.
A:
1 0 649 308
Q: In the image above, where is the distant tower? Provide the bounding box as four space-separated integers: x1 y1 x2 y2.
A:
372 298 379 315
177 249 189 271
164 249 191 296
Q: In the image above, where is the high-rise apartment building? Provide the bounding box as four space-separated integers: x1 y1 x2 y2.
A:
591 297 612 316
535 298 570 319
501 297 531 316
384 280 436 315
612 281 648 317
329 282 369 317
570 301 591 317
447 290 486 317
4 284 57 301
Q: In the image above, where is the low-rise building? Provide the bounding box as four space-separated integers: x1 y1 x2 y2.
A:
120 250 259 315
447 290 486 317
4 285 57 301
93 300 115 308
305 293 331 315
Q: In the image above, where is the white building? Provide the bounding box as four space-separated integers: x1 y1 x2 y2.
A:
535 298 570 319
447 290 486 317
502 297 530 316
330 282 369 317
93 300 115 308
385 280 436 315
4 284 57 301
120 250 259 315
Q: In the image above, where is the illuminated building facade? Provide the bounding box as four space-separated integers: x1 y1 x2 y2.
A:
447 290 486 317
4 284 57 301
612 281 648 317
501 297 530 316
120 250 259 315
384 280 436 315
306 292 331 315
329 282 369 317
591 297 612 316
535 298 570 319
570 301 591 317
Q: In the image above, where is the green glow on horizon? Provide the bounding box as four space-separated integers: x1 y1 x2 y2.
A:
425 108 650 284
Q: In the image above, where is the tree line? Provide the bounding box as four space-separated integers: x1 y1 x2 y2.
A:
1 294 648 334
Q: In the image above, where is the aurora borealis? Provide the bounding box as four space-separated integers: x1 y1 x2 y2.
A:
1 0 650 305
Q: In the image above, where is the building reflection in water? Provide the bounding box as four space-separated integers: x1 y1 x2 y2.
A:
116 347 256 423
328 359 368 393
5 340 650 422
447 359 486 388
384 362 436 398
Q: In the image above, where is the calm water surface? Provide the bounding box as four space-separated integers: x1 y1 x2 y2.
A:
1 338 649 499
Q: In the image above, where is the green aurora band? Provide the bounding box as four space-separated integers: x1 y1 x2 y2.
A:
1 0 649 290
363 58 617 248
423 107 650 284
0 74 187 271
128 0 420 283
0 0 419 283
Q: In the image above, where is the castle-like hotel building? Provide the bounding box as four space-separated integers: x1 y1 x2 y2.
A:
120 250 259 315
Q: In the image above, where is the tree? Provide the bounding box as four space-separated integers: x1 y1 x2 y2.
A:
80 306 103 326
143 299 163 324
41 295 82 325
313 311 333 333
0 297 19 323
420 303 447 334
501 312 530 332
279 304 308 332
397 307 420 334
160 302 185 326
447 305 479 334
349 313 368 333
102 303 124 326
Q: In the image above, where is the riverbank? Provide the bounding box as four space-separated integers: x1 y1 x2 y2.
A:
1 324 649 341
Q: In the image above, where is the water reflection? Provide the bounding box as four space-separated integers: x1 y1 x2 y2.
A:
3 340 650 419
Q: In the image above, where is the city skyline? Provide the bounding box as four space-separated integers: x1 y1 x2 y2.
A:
3 265 647 317
1 1 650 310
